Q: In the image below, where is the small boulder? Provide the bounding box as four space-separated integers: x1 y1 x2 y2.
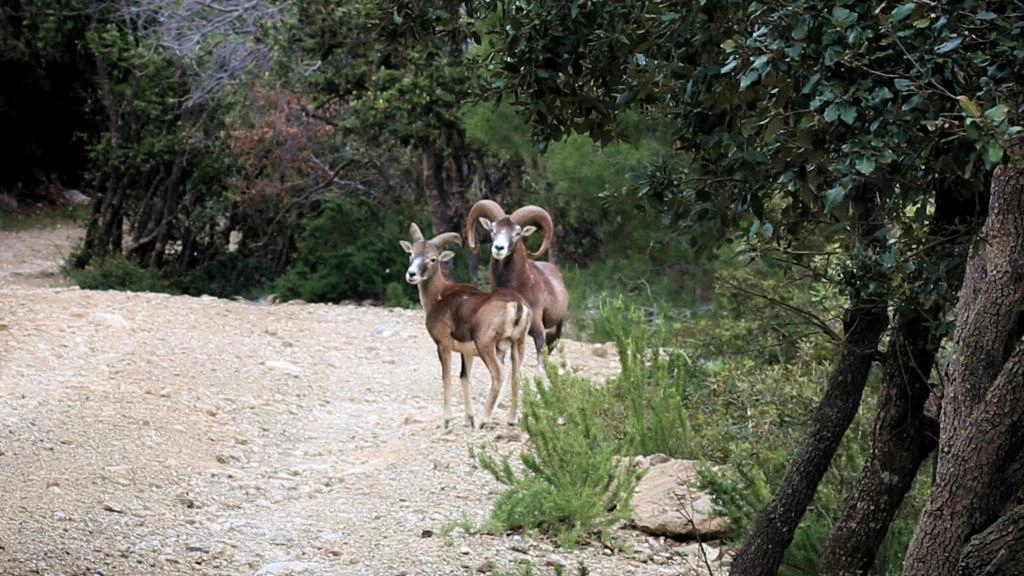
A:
631 458 729 539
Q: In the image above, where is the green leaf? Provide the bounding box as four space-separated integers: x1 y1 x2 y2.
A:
869 86 895 104
792 19 809 40
823 103 840 123
634 53 647 66
855 157 876 175
801 73 821 95
721 57 739 74
739 69 760 89
615 90 636 106
832 7 857 27
984 141 1004 165
825 185 845 213
893 78 913 92
913 18 931 28
984 104 1009 123
626 172 647 185
957 95 982 118
975 11 997 21
902 95 921 111
838 103 857 125
891 3 917 22
935 36 962 54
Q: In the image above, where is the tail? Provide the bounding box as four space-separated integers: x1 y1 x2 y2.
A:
509 301 531 338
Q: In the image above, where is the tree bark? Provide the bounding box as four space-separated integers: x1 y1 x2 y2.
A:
421 145 455 236
818 183 978 575
956 502 1024 576
903 135 1024 576
728 293 888 576
816 308 938 576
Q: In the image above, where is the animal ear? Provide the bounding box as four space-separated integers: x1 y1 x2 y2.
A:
400 240 414 254
480 218 493 231
439 251 456 262
521 225 537 237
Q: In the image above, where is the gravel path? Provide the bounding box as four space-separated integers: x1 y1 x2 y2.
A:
0 225 718 576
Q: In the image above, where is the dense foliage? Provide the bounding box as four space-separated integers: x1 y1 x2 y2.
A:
0 0 97 202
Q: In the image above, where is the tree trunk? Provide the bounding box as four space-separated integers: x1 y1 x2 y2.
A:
903 135 1024 576
421 145 454 236
956 503 1024 576
817 308 939 576
818 183 978 575
728 293 888 576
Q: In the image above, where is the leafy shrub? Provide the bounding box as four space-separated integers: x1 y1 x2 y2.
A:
384 280 414 307
66 252 173 293
474 372 640 548
169 251 277 300
275 195 418 303
600 298 701 459
562 255 708 342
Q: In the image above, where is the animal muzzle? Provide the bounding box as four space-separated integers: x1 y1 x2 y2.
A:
491 243 509 259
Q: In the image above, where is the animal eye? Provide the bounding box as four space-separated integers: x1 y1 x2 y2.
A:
429 257 437 263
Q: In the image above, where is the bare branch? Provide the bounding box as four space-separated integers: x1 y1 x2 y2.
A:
111 0 285 108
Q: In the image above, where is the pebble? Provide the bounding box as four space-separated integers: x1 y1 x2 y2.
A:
545 553 569 568
253 561 319 575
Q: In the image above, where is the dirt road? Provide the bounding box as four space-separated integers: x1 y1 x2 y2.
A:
0 225 709 576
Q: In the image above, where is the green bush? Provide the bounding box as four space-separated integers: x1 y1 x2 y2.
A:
562 256 708 342
66 252 174 293
600 298 701 459
474 372 640 548
384 280 414 307
275 195 418 303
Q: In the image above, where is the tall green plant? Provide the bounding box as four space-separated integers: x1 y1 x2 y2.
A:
600 298 700 459
474 371 639 548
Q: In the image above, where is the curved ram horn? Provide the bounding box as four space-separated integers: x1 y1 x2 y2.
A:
409 222 426 242
466 199 507 254
509 205 553 259
429 231 463 249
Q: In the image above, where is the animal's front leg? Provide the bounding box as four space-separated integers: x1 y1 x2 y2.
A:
530 323 549 383
438 346 454 429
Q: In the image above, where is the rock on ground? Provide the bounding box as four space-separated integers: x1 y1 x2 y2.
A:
631 458 730 540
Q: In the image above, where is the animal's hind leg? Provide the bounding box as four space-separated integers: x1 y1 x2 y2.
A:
507 337 525 425
460 354 475 427
479 346 504 428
